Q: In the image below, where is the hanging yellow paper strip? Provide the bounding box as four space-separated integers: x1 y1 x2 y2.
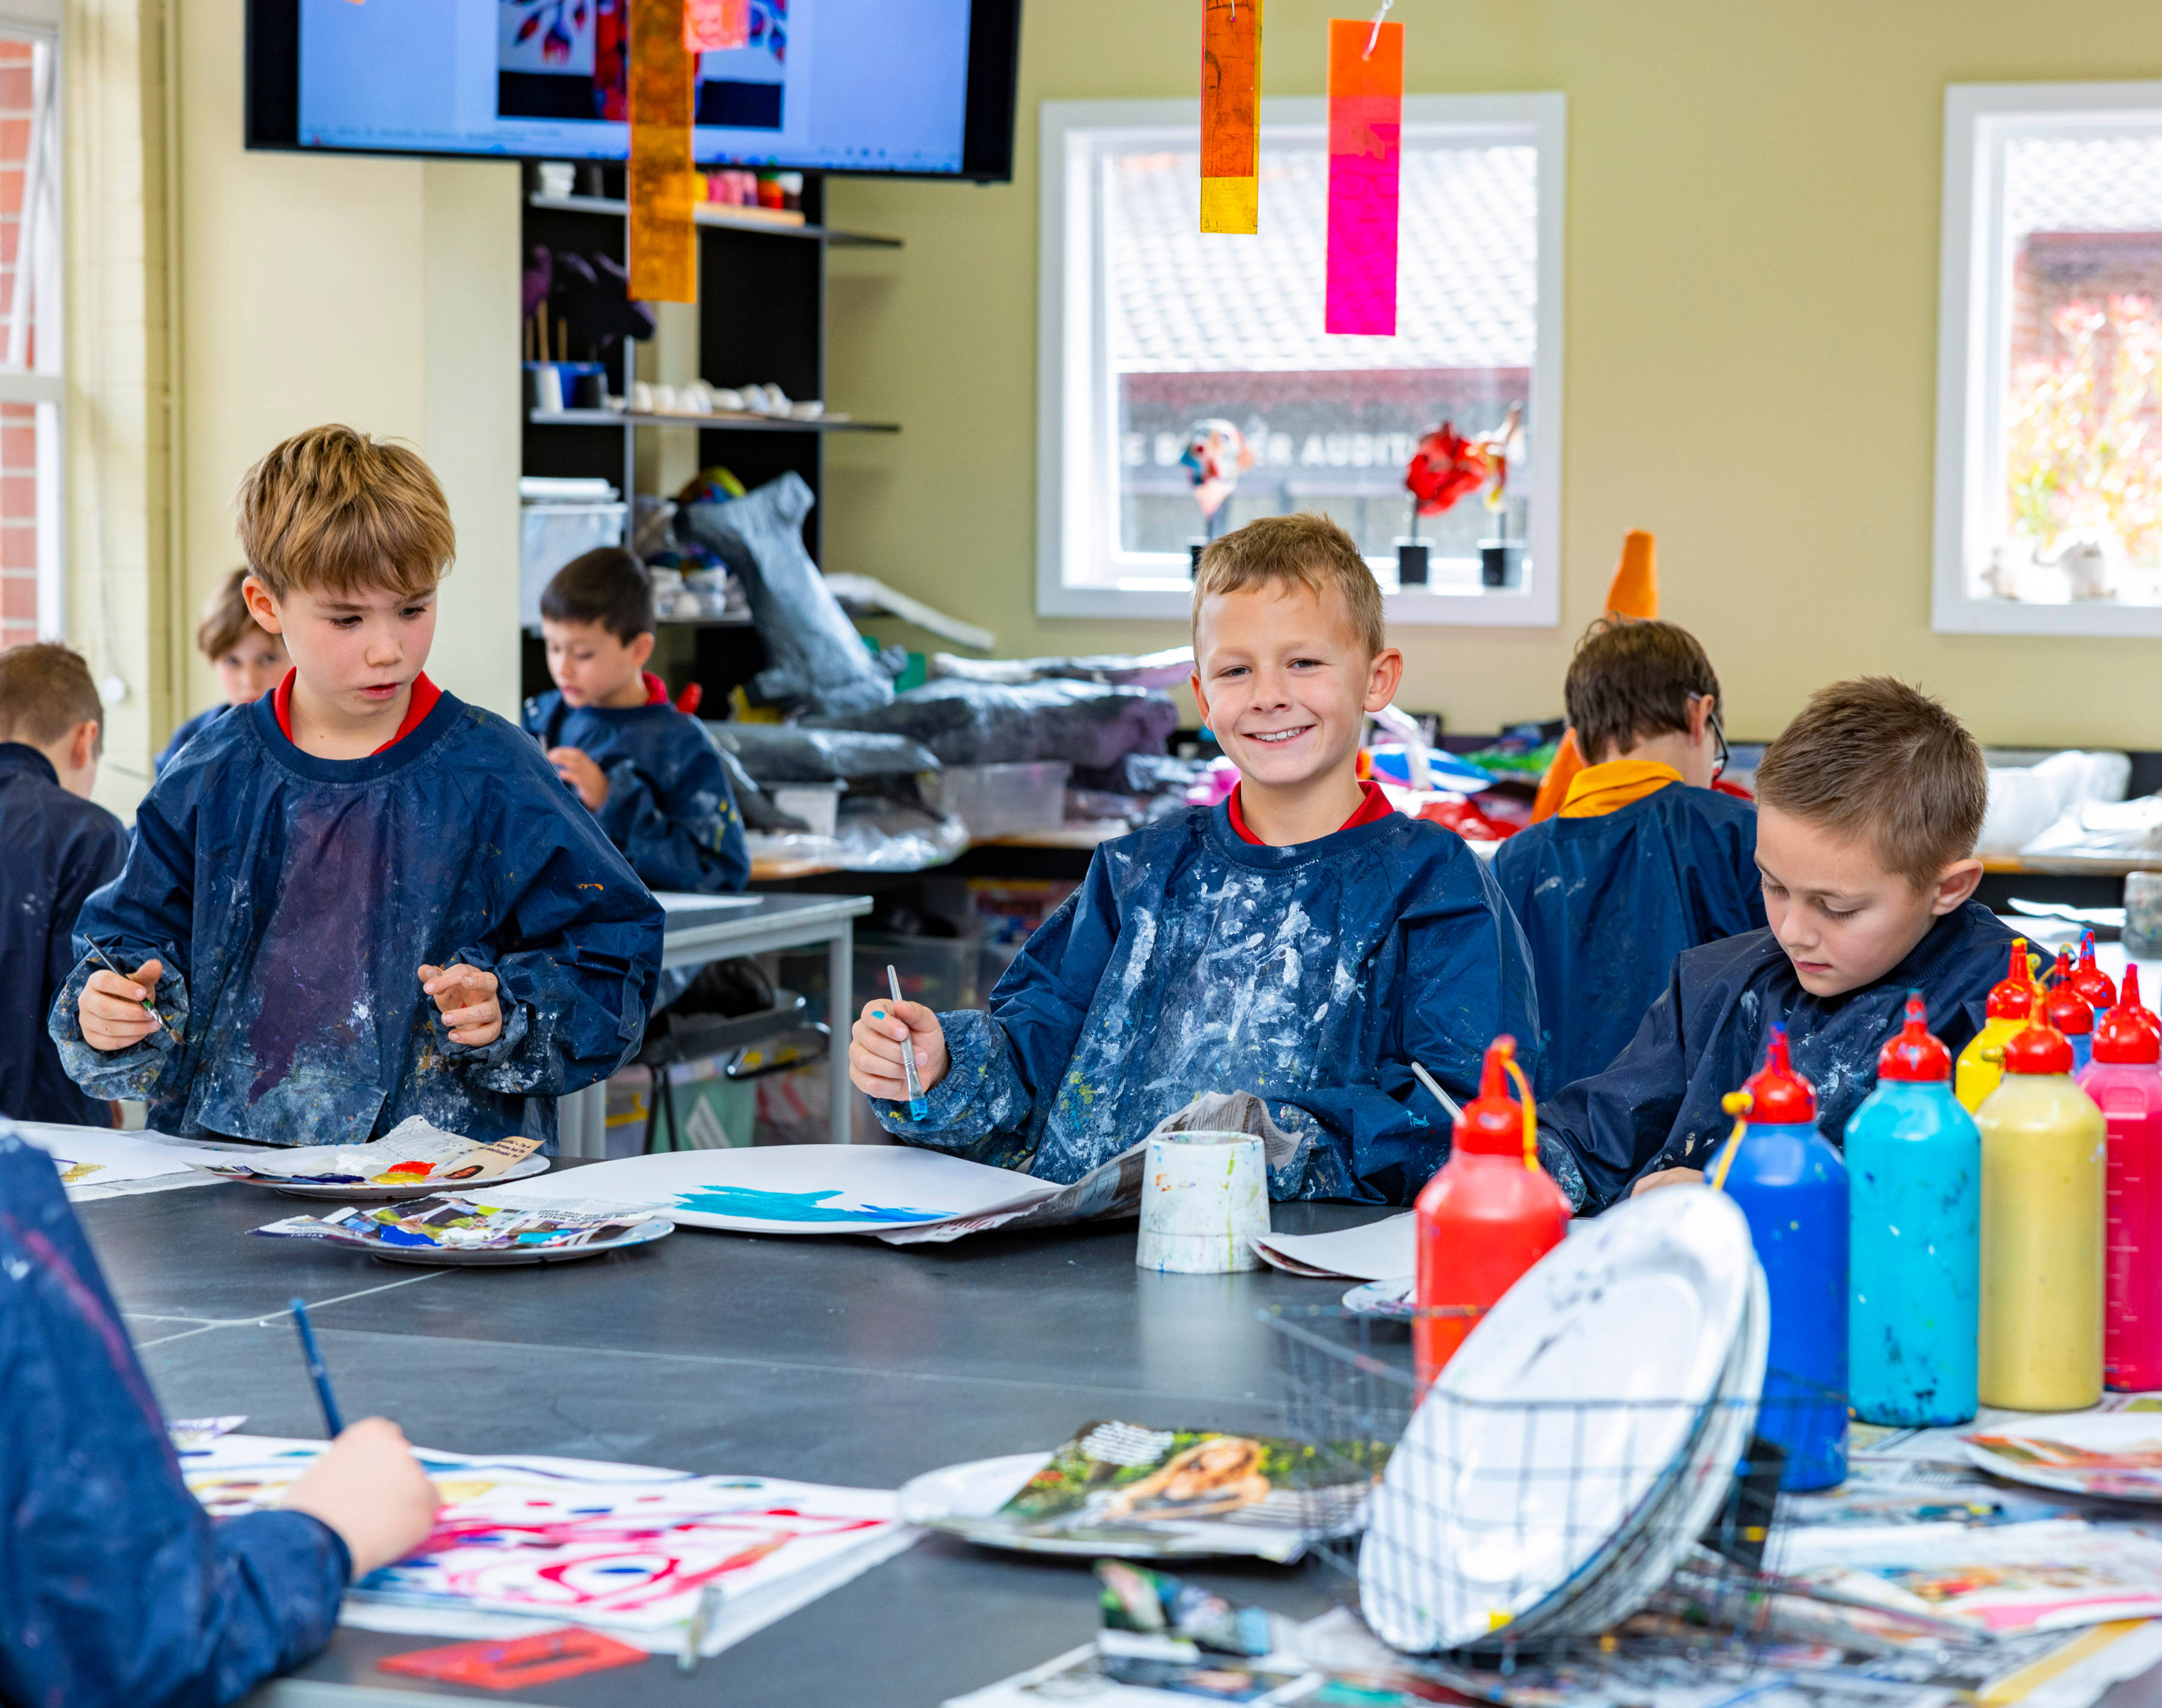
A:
629 0 698 303
1200 0 1261 233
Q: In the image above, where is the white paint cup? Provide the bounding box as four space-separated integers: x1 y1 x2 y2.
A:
1136 1130 1271 1274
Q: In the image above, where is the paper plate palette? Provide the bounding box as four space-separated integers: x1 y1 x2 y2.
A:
1964 1412 2162 1502
368 1216 672 1267
1342 1276 1417 1320
259 1155 553 1202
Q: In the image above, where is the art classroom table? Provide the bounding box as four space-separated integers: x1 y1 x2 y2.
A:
87 1165 1373 1707
554 891 872 1155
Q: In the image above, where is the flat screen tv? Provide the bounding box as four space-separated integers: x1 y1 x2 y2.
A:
246 0 1020 181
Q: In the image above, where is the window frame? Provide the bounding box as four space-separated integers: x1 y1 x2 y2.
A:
1933 80 2162 638
1036 93 1567 626
0 0 62 644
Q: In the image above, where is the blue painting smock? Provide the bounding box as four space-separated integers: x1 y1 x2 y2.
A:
0 743 128 1125
522 687 748 895
1540 900 2015 1211
0 1123 350 1706
47 691 662 1151
154 703 232 778
1490 781 1764 1091
871 804 1546 1205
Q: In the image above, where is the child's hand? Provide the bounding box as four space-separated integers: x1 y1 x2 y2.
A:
1631 1166 1706 1196
419 963 503 1048
280 1417 440 1579
77 957 165 1052
849 998 949 1100
546 745 610 811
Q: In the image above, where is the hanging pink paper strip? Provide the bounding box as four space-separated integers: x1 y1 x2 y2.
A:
1324 16 1402 336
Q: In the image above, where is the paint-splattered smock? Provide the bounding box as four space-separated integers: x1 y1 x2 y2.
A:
154 703 233 778
0 743 128 1126
522 689 749 896
0 1124 350 1706
1540 900 2015 1213
871 803 1545 1205
1490 783 1764 1092
46 691 662 1151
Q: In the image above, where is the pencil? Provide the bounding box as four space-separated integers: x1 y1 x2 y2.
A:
289 1298 345 1438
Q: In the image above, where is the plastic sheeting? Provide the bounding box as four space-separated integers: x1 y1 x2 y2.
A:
805 679 1179 770
707 722 940 786
745 796 970 873
928 646 1195 689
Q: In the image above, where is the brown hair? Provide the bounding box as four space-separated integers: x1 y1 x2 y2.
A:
1754 677 1987 887
235 425 455 601
1564 617 1721 765
0 641 103 754
540 548 653 643
196 567 279 661
1192 512 1385 657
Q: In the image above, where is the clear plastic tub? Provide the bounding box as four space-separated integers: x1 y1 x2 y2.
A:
933 761 1072 840
519 503 628 628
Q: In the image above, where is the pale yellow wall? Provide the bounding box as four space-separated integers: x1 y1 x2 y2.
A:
821 0 2162 750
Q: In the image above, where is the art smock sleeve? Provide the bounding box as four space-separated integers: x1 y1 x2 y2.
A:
595 731 750 895
0 1128 350 1708
1537 965 1693 1213
46 782 197 1101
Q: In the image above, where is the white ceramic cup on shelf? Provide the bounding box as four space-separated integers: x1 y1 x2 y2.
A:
1136 1130 1270 1274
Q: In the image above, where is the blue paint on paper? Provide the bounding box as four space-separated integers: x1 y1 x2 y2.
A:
673 1185 952 1224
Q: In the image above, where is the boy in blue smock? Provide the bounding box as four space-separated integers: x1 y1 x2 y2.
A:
1539 677 2015 1212
523 547 748 899
154 567 289 776
52 425 662 1151
0 1119 438 1704
849 513 1543 1205
1491 618 1763 1091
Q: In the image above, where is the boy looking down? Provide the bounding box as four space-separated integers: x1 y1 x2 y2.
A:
847 513 1543 1204
1539 677 2014 1212
52 426 662 1151
1491 618 1764 1091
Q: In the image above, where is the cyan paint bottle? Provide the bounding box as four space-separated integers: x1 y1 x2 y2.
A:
2045 948 2096 1074
1712 1023 1849 1491
1844 991 1980 1427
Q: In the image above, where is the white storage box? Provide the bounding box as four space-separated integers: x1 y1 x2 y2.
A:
934 762 1072 840
769 780 846 838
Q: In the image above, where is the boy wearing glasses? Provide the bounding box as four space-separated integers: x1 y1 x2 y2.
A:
1492 617 1763 1091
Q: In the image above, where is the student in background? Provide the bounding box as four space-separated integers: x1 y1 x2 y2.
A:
154 568 290 777
0 1119 439 1706
849 513 1545 1206
52 425 662 1151
1539 677 2015 1211
1491 618 1764 1091
0 644 128 1127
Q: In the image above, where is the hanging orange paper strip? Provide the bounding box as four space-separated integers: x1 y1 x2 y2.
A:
1325 16 1401 335
1200 0 1261 234
629 0 698 303
684 0 749 53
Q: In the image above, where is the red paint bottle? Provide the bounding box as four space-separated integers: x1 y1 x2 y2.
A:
2080 966 2162 1390
1414 1035 1573 1387
2071 930 2119 1022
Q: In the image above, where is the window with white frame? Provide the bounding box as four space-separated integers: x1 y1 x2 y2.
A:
0 14 59 650
1935 83 2162 636
1038 95 1565 625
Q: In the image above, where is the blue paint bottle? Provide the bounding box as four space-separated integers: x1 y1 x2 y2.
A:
1712 1023 1849 1491
1844 991 1980 1427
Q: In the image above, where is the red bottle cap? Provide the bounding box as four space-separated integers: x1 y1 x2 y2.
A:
2003 1020 2074 1077
1743 1023 1817 1122
1985 939 2037 1022
1877 990 1951 1082
2045 950 2094 1038
1454 1035 1528 1156
2071 930 2119 1011
2097 965 2162 1064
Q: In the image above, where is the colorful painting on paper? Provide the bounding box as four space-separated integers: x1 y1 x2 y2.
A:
1324 16 1401 336
683 0 751 52
1200 0 1261 234
629 0 697 302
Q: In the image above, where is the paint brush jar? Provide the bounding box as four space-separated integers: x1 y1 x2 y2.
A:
1136 1131 1270 1273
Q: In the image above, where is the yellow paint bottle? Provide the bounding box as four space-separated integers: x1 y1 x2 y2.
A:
1958 938 2038 1113
1977 1020 2107 1411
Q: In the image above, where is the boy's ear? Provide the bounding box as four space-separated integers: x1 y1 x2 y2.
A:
241 575 285 635
629 630 656 669
1928 856 1984 916
1190 668 1213 730
1362 647 1405 712
71 719 100 771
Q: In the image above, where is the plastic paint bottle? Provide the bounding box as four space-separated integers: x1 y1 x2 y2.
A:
1844 992 1979 1426
1414 1035 1572 1388
1957 939 2038 1113
2071 930 2119 1024
2122 962 2162 1054
2045 949 2096 1074
1711 1024 1849 1490
2079 966 2162 1392
1977 1022 2106 1412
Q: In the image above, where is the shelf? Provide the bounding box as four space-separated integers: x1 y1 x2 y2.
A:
525 192 903 248
530 408 900 435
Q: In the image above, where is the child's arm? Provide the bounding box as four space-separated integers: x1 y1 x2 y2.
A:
593 732 751 895
1536 969 1694 1213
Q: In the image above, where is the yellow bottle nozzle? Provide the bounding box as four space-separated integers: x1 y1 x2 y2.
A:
1710 1090 1754 1192
1500 1046 1538 1172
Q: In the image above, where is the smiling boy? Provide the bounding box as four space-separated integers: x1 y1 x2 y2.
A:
50 425 662 1149
847 513 1542 1204
1538 677 2015 1211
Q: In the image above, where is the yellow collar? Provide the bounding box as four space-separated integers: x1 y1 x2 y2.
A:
1557 759 1683 819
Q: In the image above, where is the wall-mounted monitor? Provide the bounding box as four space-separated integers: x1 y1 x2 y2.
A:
246 0 1021 181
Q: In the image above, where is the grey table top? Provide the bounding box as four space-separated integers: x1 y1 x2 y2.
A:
650 891 872 967
86 1164 1378 1707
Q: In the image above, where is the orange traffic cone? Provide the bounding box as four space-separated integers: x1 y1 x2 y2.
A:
1530 531 1660 822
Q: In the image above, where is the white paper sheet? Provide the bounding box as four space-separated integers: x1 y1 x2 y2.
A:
11 1124 256 1199
1249 1214 1414 1280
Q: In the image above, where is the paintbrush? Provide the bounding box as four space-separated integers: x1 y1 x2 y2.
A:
679 1581 721 1674
289 1298 345 1438
886 963 928 1122
1410 1062 1464 1125
86 938 166 1037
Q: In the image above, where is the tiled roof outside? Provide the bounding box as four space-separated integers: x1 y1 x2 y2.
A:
2008 135 2162 238
1104 142 1538 373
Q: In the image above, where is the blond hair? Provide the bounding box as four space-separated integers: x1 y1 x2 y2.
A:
235 425 455 601
196 567 277 660
1192 512 1385 657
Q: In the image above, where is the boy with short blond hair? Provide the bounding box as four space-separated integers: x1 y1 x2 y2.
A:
1540 676 2014 1211
50 425 662 1150
849 512 1542 1204
1492 617 1764 1090
154 568 291 776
